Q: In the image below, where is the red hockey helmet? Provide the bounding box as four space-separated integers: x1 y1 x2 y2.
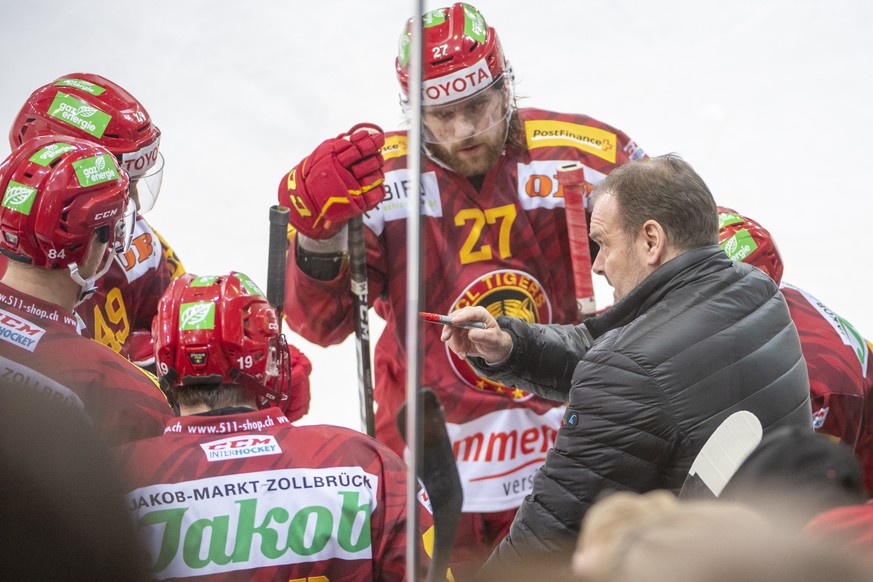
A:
0 135 135 288
396 3 509 106
153 272 294 411
9 73 164 212
717 206 784 285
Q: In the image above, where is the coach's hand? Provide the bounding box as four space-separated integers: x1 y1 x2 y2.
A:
441 306 513 365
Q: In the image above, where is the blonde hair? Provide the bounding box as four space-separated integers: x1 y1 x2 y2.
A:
573 490 678 577
607 500 770 582
608 502 873 582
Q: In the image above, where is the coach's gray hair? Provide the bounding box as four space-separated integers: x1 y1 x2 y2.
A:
591 154 718 250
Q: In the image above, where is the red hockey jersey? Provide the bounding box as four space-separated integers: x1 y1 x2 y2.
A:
114 408 426 581
77 216 184 365
284 108 645 512
0 281 171 445
783 283 873 491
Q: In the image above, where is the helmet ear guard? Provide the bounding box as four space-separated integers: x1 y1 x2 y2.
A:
229 334 293 411
153 272 296 413
717 206 784 285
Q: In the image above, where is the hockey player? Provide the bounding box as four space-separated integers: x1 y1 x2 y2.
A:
0 135 171 445
9 73 184 370
114 272 425 581
718 207 873 493
277 3 646 576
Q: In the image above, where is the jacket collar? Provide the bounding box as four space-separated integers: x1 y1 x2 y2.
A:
585 245 727 339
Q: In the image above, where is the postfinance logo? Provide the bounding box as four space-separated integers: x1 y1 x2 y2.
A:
2 181 37 215
381 135 408 161
179 302 215 330
525 120 617 163
47 92 111 138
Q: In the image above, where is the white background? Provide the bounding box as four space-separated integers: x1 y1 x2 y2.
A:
1 0 871 430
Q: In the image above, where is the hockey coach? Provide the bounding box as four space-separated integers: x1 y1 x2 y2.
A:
440 154 813 575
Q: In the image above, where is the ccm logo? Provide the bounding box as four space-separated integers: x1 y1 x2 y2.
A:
208 437 273 450
0 313 43 336
94 209 118 220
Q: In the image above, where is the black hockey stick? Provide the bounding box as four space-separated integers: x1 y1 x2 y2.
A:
397 388 463 582
678 410 763 499
267 205 290 321
349 214 376 437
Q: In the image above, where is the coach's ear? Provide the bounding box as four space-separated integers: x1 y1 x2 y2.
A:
640 219 672 267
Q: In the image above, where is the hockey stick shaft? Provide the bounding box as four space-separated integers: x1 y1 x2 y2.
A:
267 205 290 322
348 214 376 437
556 162 597 317
398 389 463 582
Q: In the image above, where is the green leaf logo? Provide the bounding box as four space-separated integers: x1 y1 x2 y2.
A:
29 143 75 167
5 187 33 206
718 212 744 229
235 273 264 296
720 228 758 262
179 302 215 330
76 105 98 118
423 8 446 27
462 4 486 42
190 276 218 287
2 182 37 215
54 79 106 95
47 93 111 138
398 32 411 68
72 153 119 187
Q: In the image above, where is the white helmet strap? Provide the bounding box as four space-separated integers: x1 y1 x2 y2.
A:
68 250 116 306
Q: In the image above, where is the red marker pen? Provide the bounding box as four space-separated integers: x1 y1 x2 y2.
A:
419 312 488 330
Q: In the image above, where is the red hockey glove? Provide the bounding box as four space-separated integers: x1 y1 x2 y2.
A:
278 124 386 240
123 330 156 367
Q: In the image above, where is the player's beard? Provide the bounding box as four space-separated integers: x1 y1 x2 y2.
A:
427 120 507 177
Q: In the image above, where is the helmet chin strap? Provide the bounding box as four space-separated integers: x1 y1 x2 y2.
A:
68 251 116 306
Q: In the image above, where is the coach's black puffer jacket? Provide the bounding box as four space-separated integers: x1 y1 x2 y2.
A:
473 246 812 575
